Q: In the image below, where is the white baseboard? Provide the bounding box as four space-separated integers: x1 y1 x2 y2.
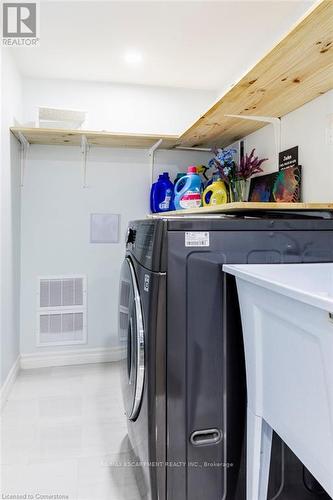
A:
1 356 21 411
20 346 126 370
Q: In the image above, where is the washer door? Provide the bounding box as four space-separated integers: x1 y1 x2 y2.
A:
119 257 145 420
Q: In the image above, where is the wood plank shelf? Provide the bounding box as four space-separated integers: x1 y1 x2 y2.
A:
10 0 333 151
10 127 178 149
176 0 333 148
149 202 333 217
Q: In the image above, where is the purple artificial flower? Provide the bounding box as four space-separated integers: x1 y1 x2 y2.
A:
236 149 268 180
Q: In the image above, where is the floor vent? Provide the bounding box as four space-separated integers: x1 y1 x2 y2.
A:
37 276 87 346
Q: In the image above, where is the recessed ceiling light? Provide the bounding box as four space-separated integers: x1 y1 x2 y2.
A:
124 50 143 66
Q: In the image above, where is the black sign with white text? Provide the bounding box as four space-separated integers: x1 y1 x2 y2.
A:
279 146 298 171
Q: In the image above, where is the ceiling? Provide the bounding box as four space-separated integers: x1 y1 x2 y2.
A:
11 0 315 91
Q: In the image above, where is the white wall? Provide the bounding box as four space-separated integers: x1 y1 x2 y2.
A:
1 49 22 385
20 146 211 355
19 76 215 357
243 90 333 202
22 77 217 136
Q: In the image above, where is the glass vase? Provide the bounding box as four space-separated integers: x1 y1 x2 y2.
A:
231 179 248 202
228 182 235 203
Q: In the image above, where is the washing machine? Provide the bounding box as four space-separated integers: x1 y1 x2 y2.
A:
118 213 333 500
119 221 167 500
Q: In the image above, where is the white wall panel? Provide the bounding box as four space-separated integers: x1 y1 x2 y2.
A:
1 49 22 385
22 77 217 136
20 146 211 355
243 90 333 202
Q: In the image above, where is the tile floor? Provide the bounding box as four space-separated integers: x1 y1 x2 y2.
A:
0 362 141 499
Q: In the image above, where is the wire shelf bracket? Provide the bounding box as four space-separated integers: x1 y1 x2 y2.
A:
81 135 91 188
175 146 212 152
148 139 163 186
17 131 30 187
225 114 281 170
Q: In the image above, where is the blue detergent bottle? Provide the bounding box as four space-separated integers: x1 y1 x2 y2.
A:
174 166 202 210
171 173 186 210
150 172 174 213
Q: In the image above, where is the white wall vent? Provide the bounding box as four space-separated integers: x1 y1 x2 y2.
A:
37 276 87 346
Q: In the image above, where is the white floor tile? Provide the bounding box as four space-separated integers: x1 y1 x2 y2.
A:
77 450 140 500
0 362 141 500
1 460 78 499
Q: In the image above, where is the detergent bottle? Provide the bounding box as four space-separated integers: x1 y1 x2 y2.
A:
202 173 228 206
150 172 174 213
170 173 186 210
173 172 187 185
174 166 202 210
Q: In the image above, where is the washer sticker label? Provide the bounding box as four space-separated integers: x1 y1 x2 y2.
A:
185 232 210 247
144 274 150 292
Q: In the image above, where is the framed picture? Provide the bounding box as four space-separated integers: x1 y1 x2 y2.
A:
249 166 302 203
273 165 302 202
249 172 276 202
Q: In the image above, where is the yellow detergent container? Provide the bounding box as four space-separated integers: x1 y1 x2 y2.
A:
203 175 228 206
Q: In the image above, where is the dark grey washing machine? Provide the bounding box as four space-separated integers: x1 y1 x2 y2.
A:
118 212 333 500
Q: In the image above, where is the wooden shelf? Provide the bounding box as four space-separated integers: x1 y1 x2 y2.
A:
10 127 178 149
149 202 333 217
10 1 333 150
176 0 333 148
